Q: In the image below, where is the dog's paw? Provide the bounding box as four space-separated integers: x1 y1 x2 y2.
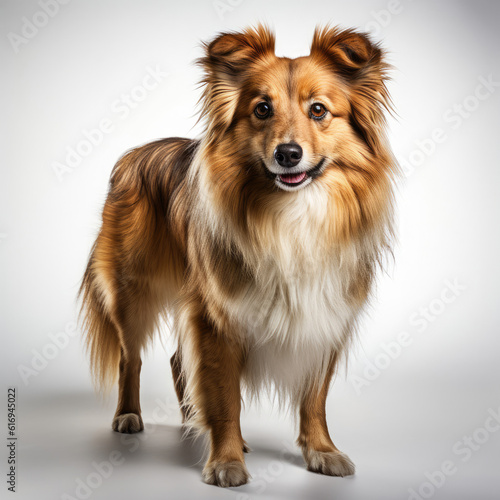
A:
112 413 144 434
304 450 355 477
202 460 250 487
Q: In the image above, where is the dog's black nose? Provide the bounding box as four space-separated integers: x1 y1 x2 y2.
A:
274 143 303 168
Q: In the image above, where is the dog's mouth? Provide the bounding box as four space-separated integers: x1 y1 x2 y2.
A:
272 158 326 191
278 171 308 185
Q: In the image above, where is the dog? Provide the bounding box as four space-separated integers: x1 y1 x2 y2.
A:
79 25 397 487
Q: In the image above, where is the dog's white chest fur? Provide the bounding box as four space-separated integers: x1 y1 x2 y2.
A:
231 257 359 402
222 188 364 401
200 180 368 403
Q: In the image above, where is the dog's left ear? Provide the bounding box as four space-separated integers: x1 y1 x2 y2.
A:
199 25 275 140
311 27 391 152
310 26 384 82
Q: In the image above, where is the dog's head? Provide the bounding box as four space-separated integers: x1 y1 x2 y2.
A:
198 25 396 243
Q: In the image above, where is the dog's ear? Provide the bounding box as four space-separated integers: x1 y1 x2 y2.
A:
205 25 275 76
310 26 383 81
311 26 391 153
198 25 275 141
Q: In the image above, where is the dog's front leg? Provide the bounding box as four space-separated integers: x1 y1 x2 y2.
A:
188 310 249 487
298 353 355 477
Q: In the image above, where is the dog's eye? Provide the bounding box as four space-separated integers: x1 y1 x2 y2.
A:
254 102 272 119
310 103 327 120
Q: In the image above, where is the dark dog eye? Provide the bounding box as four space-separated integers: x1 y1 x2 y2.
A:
254 102 272 119
310 103 327 120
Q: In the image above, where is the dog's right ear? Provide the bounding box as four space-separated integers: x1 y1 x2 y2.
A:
198 25 275 141
204 25 275 77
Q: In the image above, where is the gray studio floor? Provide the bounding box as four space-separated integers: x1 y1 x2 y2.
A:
12 377 499 500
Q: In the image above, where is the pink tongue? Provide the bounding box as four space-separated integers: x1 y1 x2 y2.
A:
279 172 306 184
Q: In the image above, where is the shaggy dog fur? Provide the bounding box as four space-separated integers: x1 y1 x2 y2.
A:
79 25 397 487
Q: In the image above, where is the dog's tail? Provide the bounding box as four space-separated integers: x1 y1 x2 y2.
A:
78 245 121 391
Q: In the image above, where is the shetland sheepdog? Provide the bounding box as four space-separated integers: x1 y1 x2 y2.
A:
79 25 397 487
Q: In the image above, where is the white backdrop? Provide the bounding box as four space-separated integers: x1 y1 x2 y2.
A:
1 1 500 499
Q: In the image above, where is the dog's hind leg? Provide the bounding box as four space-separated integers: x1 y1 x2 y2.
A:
110 277 164 434
111 313 146 434
170 349 191 423
297 352 355 477
112 346 144 434
80 258 148 434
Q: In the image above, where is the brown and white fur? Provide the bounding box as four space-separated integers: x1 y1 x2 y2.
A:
79 25 397 487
